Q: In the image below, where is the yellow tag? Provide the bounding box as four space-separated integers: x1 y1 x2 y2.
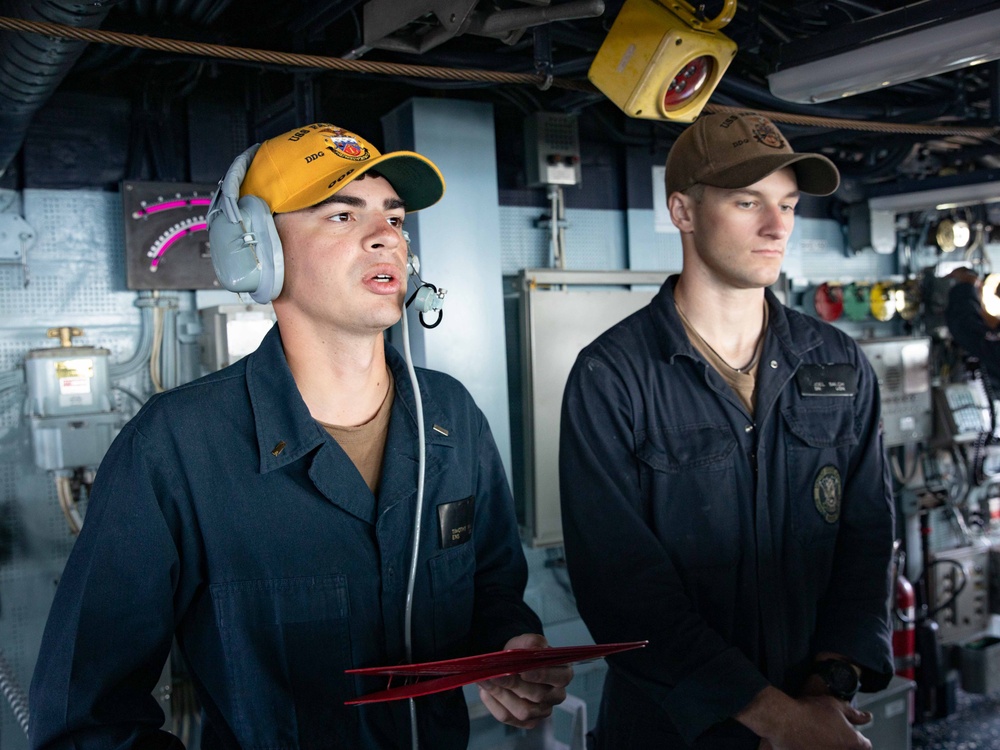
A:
55 358 94 379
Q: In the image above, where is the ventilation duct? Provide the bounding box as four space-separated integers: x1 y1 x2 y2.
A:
0 0 124 179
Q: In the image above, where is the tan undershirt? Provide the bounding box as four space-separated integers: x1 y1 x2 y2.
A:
677 304 768 415
319 367 395 494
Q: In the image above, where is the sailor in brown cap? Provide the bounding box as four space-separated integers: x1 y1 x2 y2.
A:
560 112 893 750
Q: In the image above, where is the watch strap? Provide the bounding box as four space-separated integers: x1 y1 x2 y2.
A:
811 658 860 701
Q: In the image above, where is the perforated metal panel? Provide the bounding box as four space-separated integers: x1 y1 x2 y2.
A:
784 217 894 281
499 206 626 273
0 189 146 749
1 191 137 326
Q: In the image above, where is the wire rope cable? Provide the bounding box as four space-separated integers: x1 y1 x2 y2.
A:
0 15 996 138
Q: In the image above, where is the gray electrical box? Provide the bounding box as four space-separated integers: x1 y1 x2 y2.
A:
199 304 276 373
858 337 933 447
25 344 119 470
25 346 112 417
958 635 1000 693
29 412 120 471
856 676 915 749
517 269 671 547
524 112 582 187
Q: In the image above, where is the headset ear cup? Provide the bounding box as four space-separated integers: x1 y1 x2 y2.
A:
238 195 284 303
207 193 262 295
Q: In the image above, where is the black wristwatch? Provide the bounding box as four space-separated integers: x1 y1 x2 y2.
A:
812 658 860 701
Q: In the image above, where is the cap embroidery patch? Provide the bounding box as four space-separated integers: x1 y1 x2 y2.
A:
750 116 785 150
813 465 841 523
322 127 371 162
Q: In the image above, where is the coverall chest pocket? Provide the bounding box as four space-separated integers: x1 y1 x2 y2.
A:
429 540 476 656
212 574 353 749
783 404 858 544
637 425 739 567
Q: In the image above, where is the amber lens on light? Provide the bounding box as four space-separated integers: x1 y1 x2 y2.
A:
870 282 897 322
663 56 714 109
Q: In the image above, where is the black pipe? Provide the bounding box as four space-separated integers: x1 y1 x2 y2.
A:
990 60 1000 126
716 74 887 119
0 0 125 178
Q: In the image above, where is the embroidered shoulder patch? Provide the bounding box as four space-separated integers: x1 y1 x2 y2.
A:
813 465 842 523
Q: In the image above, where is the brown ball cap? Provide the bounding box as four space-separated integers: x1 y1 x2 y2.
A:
665 112 840 197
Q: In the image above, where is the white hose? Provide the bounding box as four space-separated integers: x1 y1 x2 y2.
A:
55 474 83 534
401 300 426 750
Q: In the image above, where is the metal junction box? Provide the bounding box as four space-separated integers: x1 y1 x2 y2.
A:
199 304 276 373
517 269 670 546
858 337 932 447
856 675 915 750
524 113 582 187
930 544 990 646
25 344 118 470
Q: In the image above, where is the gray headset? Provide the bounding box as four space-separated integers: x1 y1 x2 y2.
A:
207 145 445 318
206 144 284 304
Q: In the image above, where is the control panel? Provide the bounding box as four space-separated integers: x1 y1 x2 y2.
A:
859 337 932 447
935 379 998 443
931 544 990 645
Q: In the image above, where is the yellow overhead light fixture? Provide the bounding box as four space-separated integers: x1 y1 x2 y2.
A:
588 0 738 122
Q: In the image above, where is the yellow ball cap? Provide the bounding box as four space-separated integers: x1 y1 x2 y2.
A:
240 123 446 214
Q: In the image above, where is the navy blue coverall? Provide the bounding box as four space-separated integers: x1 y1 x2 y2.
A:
560 276 894 749
30 325 541 750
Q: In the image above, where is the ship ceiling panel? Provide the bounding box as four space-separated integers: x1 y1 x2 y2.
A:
0 0 996 197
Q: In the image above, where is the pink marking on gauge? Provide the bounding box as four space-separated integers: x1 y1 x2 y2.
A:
133 197 212 218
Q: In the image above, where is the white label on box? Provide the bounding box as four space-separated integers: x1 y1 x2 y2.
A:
56 359 94 392
545 164 577 185
884 698 906 719
55 358 95 408
59 376 91 395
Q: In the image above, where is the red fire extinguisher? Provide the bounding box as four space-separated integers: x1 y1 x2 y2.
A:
893 564 917 680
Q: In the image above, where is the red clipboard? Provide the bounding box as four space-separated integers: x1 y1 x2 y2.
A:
345 640 647 705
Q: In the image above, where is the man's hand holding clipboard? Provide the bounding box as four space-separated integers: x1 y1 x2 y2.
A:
345 639 647 707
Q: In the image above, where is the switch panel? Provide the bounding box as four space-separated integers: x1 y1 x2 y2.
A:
858 337 932 447
931 545 990 645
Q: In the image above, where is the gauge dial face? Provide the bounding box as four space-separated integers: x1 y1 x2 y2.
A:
124 181 221 290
